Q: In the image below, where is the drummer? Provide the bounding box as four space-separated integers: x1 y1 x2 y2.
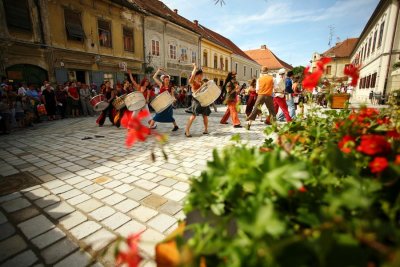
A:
114 81 128 128
96 81 116 127
184 64 211 137
128 70 153 125
148 68 179 131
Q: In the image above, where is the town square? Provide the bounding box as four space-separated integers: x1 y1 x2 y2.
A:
0 0 400 266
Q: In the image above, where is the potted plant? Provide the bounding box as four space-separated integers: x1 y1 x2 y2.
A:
325 79 350 109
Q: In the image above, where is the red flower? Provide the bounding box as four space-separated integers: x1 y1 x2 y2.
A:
121 110 152 148
376 116 391 125
387 129 400 139
316 57 332 71
302 67 323 91
116 232 143 267
298 185 308 193
369 157 389 174
395 155 400 165
338 135 355 154
357 135 391 156
344 64 361 86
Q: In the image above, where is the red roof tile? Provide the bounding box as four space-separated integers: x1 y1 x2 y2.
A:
244 46 293 70
322 38 358 58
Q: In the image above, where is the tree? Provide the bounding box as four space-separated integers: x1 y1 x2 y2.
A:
292 66 306 79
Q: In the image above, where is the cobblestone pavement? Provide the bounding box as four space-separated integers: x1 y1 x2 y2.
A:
0 108 266 267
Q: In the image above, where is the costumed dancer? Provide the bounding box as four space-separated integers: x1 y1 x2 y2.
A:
220 72 237 125
113 81 128 128
128 70 153 125
220 80 242 128
148 68 179 132
96 81 116 127
184 64 211 137
245 79 257 117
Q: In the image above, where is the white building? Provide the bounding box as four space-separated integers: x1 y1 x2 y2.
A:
350 0 400 103
137 1 200 86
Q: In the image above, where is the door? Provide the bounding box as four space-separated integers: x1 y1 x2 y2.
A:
6 64 48 87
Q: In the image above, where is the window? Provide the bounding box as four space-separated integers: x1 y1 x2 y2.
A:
366 75 371 88
3 0 31 31
169 44 176 59
361 77 365 89
191 51 197 64
64 9 85 41
371 73 377 88
151 40 160 56
244 66 246 76
123 27 134 52
372 30 377 52
378 22 385 47
367 37 372 57
214 54 218 69
251 68 253 77
203 51 208 67
235 63 238 73
98 20 112 47
256 70 258 77
225 58 228 71
220 57 224 70
180 48 188 61
326 65 332 75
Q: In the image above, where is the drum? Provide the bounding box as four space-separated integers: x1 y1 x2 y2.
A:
112 95 126 110
124 92 146 111
90 94 109 112
150 91 175 113
193 80 221 107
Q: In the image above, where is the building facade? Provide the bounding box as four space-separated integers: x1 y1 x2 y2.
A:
310 38 358 84
350 0 400 103
231 54 261 85
134 1 200 86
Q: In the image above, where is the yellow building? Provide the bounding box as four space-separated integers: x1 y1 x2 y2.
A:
0 0 145 87
193 22 231 86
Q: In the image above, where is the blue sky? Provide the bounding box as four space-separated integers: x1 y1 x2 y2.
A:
163 0 379 67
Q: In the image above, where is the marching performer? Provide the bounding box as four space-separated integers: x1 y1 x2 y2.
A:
148 68 179 132
128 70 153 125
184 64 211 137
96 81 116 127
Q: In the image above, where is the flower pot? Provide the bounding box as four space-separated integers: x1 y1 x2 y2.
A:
330 94 350 109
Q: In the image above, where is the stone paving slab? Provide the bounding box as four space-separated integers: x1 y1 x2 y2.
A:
0 109 265 266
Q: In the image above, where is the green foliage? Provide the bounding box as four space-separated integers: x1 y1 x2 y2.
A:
183 107 400 267
292 66 306 79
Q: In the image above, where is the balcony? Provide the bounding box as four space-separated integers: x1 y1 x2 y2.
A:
202 66 228 76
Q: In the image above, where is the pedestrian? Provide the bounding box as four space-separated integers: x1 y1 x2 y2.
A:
55 85 67 119
42 84 57 120
0 96 11 134
369 90 374 104
245 79 257 117
246 66 276 130
67 82 80 117
148 68 179 132
184 65 211 137
18 83 27 96
79 84 93 116
14 95 25 127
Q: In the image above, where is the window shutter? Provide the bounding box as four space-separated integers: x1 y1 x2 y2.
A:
64 9 85 40
3 0 31 31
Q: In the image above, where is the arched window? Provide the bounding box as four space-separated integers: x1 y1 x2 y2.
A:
220 56 223 70
214 54 218 69
225 58 228 71
203 51 208 67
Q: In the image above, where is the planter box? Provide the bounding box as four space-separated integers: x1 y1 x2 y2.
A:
331 94 350 109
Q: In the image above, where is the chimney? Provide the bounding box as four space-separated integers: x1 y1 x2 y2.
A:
261 45 267 49
173 9 178 14
194 20 198 26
